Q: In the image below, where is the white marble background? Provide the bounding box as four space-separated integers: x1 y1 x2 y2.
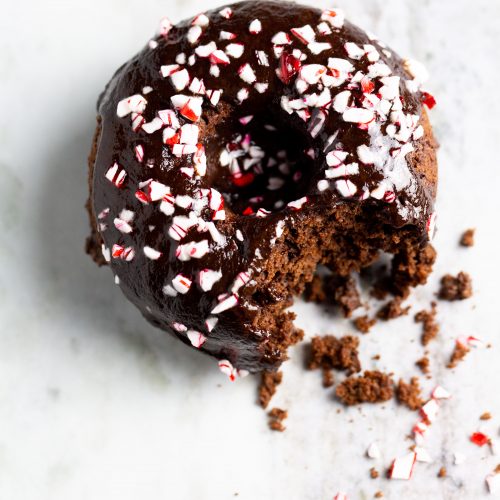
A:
1 0 499 498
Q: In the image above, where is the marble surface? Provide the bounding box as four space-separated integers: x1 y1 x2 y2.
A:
1 0 499 498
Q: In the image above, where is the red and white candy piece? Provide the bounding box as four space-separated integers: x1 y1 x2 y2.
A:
205 316 218 332
431 386 451 400
335 179 357 197
426 212 437 240
113 217 133 234
176 240 209 261
135 144 144 163
272 32 291 45
192 13 209 27
343 108 375 124
211 294 238 314
172 274 192 294
209 49 230 65
321 9 344 29
238 63 257 84
218 7 232 18
420 399 439 423
117 94 147 117
220 31 237 40
226 43 245 59
333 493 348 500
160 64 180 77
389 452 417 480
291 25 316 44
308 42 332 55
231 271 251 294
111 244 135 261
158 17 172 37
105 163 127 188
170 68 190 91
218 359 237 381
287 197 308 210
249 19 262 34
344 42 364 60
187 330 206 348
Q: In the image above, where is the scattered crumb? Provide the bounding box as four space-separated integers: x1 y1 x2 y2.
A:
447 342 470 369
374 492 384 499
460 228 475 247
480 412 492 421
335 371 394 406
372 354 381 361
438 272 473 301
377 296 411 321
495 464 500 474
258 371 283 409
308 335 361 387
353 315 377 334
416 356 430 374
268 407 287 432
396 377 424 411
438 466 447 478
415 302 439 346
370 467 379 479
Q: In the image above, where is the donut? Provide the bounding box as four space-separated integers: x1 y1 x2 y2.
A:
86 1 438 376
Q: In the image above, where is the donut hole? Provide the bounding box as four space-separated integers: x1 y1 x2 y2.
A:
211 112 316 216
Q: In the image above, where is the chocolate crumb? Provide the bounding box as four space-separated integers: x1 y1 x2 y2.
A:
415 302 439 346
495 464 500 474
353 315 377 334
438 466 447 478
460 229 475 247
377 296 411 320
370 467 379 479
268 407 287 432
374 492 384 499
396 377 424 411
259 371 283 409
438 272 473 301
447 342 470 368
416 356 430 374
480 412 492 421
335 371 394 405
308 335 361 383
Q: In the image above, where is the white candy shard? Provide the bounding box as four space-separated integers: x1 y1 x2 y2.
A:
211 294 238 314
199 269 222 291
187 330 206 348
143 246 162 260
366 442 381 459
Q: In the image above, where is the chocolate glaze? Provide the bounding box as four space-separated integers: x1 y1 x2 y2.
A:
90 1 437 373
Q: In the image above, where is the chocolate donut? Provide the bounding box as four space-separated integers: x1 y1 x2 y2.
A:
87 1 438 375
